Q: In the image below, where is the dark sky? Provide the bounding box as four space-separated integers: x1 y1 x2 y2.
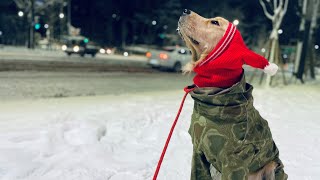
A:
69 0 302 45
1 0 318 47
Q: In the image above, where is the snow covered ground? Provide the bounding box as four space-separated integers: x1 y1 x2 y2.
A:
0 82 320 180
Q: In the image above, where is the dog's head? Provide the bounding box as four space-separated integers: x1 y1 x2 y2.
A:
177 9 229 71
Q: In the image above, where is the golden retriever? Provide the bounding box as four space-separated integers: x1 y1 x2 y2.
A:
177 10 282 180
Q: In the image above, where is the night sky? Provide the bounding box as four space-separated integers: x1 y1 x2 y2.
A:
0 0 318 47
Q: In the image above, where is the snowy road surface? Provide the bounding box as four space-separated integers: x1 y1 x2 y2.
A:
0 71 319 179
0 46 147 62
0 71 193 101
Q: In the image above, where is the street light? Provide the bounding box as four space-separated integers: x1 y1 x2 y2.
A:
44 24 49 29
152 20 157 26
278 29 283 34
315 45 319 50
59 13 65 19
283 54 288 59
233 19 239 26
18 11 24 17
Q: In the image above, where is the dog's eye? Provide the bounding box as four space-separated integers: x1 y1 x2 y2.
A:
211 20 219 26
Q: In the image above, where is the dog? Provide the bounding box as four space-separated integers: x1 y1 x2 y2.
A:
177 9 287 180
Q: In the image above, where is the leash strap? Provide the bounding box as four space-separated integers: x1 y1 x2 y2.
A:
153 86 195 180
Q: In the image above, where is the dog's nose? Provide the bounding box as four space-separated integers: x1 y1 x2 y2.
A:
182 9 191 15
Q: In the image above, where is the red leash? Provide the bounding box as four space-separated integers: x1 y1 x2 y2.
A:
153 87 194 180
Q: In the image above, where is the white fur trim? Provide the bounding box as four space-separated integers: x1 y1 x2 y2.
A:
263 63 278 76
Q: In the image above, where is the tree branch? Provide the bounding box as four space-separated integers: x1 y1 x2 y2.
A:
274 0 278 10
259 0 274 20
281 0 289 16
13 0 25 9
274 0 288 31
13 0 31 11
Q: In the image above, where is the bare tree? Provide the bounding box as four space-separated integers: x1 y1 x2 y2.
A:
307 0 319 79
295 0 319 82
259 0 289 86
13 0 31 10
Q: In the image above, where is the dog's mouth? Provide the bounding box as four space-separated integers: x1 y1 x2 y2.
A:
187 36 200 45
177 26 200 45
177 26 200 62
176 27 184 41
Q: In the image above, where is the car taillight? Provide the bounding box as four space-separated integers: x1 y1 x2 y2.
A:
159 53 168 60
146 52 152 58
106 49 112 54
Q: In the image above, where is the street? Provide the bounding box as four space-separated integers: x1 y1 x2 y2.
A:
0 71 194 101
0 46 150 72
0 46 147 63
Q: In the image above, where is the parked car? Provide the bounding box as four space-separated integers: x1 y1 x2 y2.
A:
61 36 99 57
146 46 191 72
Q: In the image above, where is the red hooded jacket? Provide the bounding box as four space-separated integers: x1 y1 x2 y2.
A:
193 23 275 88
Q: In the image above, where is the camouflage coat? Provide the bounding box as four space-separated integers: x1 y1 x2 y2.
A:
188 75 287 180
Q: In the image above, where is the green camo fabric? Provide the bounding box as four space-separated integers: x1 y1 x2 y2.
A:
188 74 288 180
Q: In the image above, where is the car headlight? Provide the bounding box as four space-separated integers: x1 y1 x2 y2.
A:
99 48 106 54
73 45 80 52
61 45 67 51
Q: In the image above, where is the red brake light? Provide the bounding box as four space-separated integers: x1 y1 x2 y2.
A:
159 53 168 60
146 52 152 58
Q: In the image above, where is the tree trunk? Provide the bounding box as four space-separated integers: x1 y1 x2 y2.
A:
67 0 71 35
121 20 127 47
296 0 316 82
265 27 278 86
28 0 35 49
296 20 311 82
308 0 319 79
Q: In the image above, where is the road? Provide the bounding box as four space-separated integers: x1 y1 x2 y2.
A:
0 46 147 62
0 46 150 72
0 47 193 101
0 47 307 101
0 71 194 101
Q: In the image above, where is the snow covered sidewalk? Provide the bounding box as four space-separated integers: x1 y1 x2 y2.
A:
0 85 319 180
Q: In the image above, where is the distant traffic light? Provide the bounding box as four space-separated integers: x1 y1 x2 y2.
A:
34 23 41 30
83 38 89 43
159 33 165 39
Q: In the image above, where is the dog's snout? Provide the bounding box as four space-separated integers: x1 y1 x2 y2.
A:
183 9 191 15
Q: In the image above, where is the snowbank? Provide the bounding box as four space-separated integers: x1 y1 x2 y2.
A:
0 84 319 180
